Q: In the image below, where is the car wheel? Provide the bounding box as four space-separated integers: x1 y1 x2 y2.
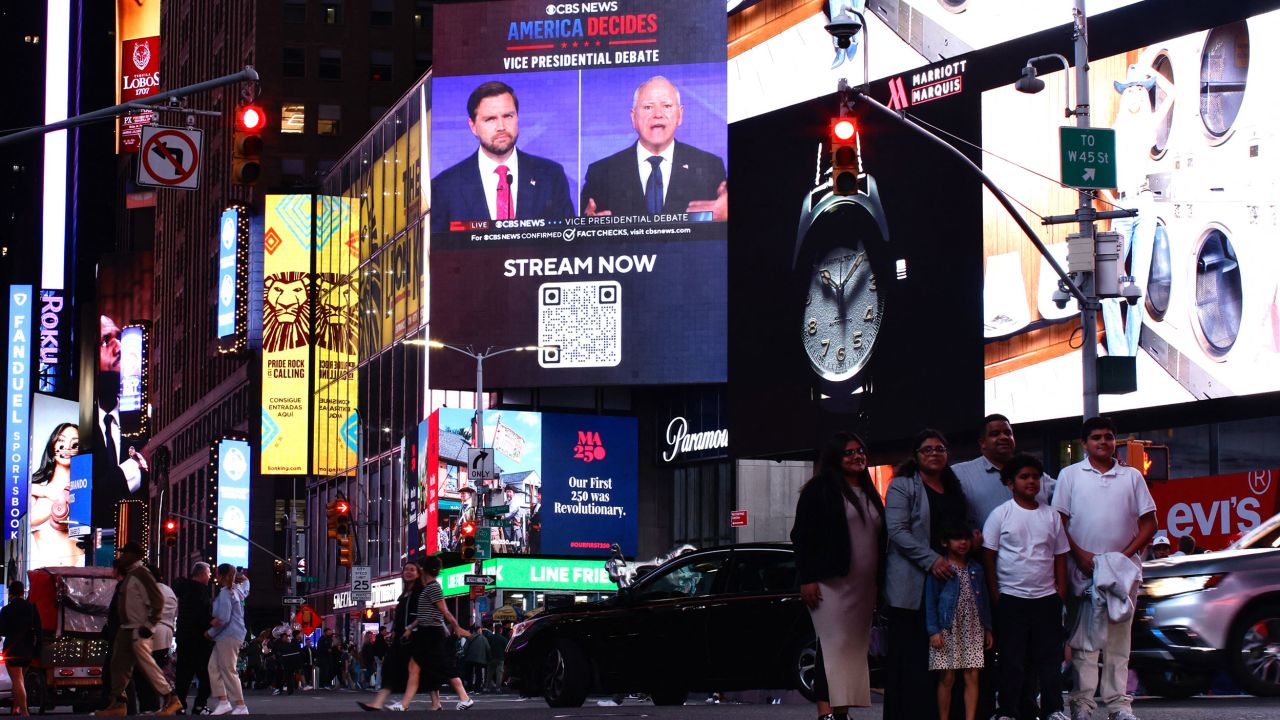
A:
23 670 49 714
649 687 688 706
1138 669 1212 699
792 637 818 702
541 640 589 708
1228 603 1280 697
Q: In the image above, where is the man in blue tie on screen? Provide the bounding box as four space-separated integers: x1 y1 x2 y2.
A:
431 81 575 233
581 76 727 220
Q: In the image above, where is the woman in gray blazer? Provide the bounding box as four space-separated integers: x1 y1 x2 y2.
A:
882 429 969 720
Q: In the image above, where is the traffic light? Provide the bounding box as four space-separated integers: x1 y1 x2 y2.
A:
363 608 375 621
830 117 859 196
335 497 353 568
1144 445 1170 482
460 521 477 561
272 558 288 591
163 518 178 547
232 104 264 185
326 499 341 540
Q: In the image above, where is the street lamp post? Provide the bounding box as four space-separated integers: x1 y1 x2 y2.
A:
407 339 538 625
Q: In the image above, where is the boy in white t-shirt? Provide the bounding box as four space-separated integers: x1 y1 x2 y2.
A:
982 454 1070 720
1053 417 1157 720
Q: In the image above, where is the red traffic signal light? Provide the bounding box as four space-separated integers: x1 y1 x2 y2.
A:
232 105 264 185
163 518 178 547
335 499 350 516
363 608 375 621
460 521 476 538
830 118 860 196
236 104 265 132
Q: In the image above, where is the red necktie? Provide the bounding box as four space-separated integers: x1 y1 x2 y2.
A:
495 165 512 220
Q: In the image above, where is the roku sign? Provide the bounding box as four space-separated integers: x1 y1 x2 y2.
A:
37 290 64 393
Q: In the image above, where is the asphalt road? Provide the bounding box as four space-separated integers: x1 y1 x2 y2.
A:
43 688 1280 718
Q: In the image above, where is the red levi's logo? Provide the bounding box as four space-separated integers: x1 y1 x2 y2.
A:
574 430 607 463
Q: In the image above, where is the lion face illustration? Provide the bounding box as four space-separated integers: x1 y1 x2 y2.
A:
263 272 312 353
315 274 359 355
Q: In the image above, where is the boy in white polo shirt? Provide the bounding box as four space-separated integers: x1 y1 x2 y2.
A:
1052 417 1157 720
982 453 1070 720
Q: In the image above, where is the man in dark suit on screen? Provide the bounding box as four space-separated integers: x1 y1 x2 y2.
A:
92 315 149 530
430 81 574 233
582 76 727 220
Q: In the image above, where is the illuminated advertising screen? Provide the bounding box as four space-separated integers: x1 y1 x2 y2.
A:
216 207 249 347
412 412 440 556
215 439 252 568
439 557 614 597
262 195 314 475
430 407 637 557
93 253 153 530
5 286 33 543
429 0 727 388
312 196 359 476
119 326 145 413
27 393 83 569
1148 469 1277 551
982 10 1280 423
116 0 161 153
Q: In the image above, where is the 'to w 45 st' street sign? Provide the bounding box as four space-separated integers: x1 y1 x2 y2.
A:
1059 127 1117 190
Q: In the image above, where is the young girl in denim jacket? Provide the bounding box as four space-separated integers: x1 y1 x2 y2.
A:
924 522 993 720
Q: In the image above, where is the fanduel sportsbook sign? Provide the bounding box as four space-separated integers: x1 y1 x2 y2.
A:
6 286 34 541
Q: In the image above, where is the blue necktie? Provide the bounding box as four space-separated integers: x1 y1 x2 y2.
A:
645 156 664 214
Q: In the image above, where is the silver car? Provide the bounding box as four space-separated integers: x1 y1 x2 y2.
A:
1131 515 1280 698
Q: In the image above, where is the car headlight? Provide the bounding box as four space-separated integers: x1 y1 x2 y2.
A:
1140 573 1225 599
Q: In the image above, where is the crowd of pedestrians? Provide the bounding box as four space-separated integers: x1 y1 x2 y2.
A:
793 414 1158 720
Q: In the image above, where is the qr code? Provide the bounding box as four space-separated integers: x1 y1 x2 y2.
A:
538 280 622 368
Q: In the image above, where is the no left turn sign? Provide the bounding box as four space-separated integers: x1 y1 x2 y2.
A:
138 125 203 190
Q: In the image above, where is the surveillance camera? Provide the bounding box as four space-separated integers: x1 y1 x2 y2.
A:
1052 286 1072 310
825 11 863 49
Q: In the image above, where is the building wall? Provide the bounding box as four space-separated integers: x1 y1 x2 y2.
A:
733 460 811 544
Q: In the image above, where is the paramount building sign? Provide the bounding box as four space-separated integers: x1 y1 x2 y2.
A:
662 415 728 463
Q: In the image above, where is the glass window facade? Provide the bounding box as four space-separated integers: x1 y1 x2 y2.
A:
314 77 428 583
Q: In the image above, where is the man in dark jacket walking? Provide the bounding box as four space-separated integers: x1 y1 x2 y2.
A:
171 562 213 714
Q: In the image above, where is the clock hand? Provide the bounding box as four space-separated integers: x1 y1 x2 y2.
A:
841 253 865 288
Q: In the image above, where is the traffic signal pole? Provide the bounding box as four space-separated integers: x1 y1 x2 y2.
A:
167 510 289 563
1070 0 1100 420
0 66 259 148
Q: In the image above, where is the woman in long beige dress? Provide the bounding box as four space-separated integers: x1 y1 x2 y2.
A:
792 432 885 719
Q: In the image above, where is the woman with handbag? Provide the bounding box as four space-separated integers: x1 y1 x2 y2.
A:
358 562 427 711
791 432 885 720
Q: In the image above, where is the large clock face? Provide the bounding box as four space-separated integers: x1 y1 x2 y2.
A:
802 244 884 382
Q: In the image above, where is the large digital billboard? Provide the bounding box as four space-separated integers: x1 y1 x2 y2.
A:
93 253 153 531
5 286 33 544
428 0 727 388
424 408 638 558
313 196 359 477
115 0 161 153
214 439 251 568
982 11 1280 423
216 206 250 351
27 393 83 569
262 195 314 475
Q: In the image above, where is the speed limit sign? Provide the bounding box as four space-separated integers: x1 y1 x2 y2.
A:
351 565 371 602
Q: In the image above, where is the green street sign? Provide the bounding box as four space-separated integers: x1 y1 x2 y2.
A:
1059 127 1117 189
474 534 492 560
482 505 509 517
487 519 513 528
296 575 319 583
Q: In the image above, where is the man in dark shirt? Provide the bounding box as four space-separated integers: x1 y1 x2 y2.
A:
171 562 213 714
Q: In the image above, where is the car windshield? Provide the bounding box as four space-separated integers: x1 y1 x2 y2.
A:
1230 512 1280 550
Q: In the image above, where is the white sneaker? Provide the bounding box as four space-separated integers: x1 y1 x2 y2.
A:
386 702 404 712
596 700 621 707
1046 712 1071 720
209 702 233 717
1107 711 1140 720
230 707 249 716
456 699 474 710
